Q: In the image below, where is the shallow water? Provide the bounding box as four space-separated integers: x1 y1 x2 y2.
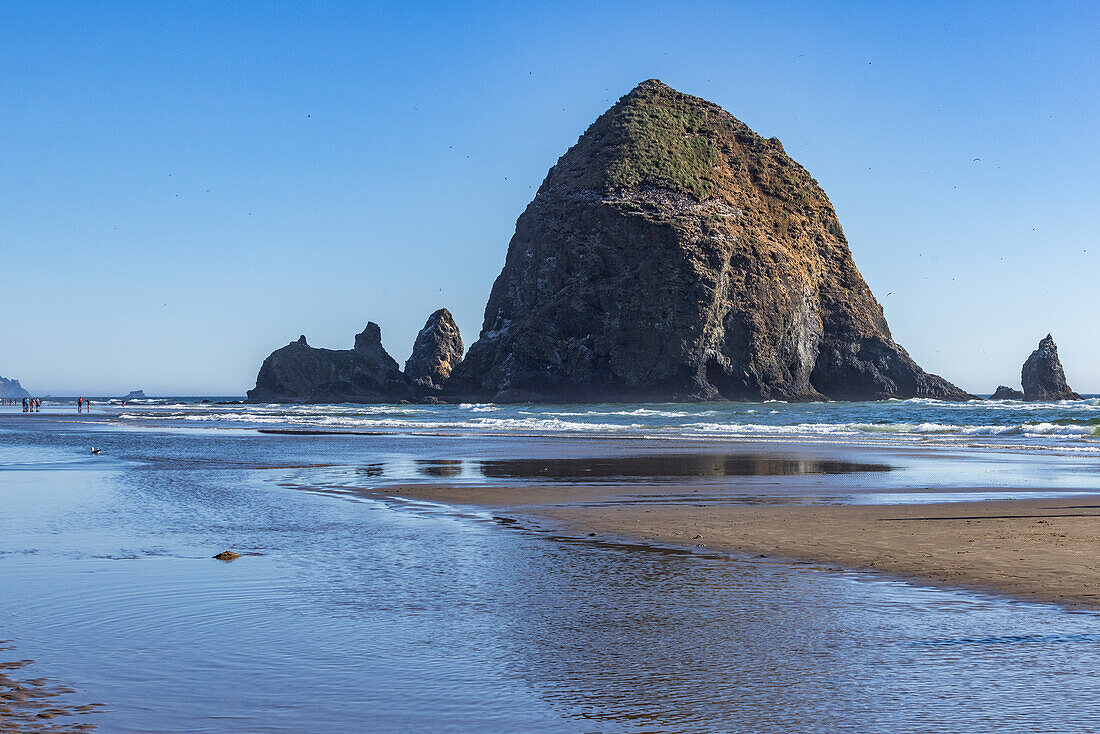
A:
3 419 1100 731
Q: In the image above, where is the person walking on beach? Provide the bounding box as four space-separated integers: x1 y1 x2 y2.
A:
22 397 28 412
78 396 84 412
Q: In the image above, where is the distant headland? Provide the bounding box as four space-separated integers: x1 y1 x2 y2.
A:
0 376 31 399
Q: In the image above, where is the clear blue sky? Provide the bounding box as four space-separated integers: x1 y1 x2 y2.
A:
2 1 1096 396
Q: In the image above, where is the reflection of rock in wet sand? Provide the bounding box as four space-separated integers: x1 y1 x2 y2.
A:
416 459 464 478
476 453 891 481
0 643 101 731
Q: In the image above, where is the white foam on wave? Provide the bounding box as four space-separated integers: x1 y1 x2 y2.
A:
111 397 1100 446
547 407 697 419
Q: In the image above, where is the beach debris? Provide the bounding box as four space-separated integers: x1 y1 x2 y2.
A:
1021 335 1081 401
213 551 241 561
692 535 702 540
90 447 101 455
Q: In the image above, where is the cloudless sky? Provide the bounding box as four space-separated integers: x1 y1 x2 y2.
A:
1 1 1096 395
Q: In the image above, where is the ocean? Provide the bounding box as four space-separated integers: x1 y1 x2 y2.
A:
106 395 1100 448
2 399 1100 731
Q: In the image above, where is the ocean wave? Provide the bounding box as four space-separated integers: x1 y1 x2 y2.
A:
106 398 1100 446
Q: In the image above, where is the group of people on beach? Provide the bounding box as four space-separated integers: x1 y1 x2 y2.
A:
21 397 42 412
77 397 92 412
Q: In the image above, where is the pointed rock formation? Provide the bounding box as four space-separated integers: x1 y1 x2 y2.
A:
0 376 30 399
990 385 1024 400
246 324 412 403
1022 335 1081 401
405 309 464 390
450 80 970 402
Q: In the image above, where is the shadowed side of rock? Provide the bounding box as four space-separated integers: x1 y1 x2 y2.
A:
404 308 464 391
1022 334 1081 401
246 324 412 403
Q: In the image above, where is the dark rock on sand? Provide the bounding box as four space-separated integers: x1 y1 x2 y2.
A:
449 80 970 402
246 324 412 403
404 308 464 390
1022 334 1081 401
213 551 241 561
0 376 31 399
990 385 1024 400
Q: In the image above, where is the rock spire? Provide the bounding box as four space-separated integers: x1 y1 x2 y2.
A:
1021 334 1081 401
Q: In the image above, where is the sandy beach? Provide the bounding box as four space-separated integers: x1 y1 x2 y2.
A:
379 482 1100 609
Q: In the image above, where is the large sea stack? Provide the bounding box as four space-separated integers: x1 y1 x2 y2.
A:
246 324 412 403
1021 334 1081 401
450 80 970 402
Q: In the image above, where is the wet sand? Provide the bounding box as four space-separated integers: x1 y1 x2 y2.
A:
380 483 1100 609
0 644 99 732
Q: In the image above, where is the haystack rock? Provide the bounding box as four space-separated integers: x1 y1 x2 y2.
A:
990 385 1024 400
246 323 412 403
0 376 31 399
450 80 970 402
1021 334 1081 401
404 308 464 390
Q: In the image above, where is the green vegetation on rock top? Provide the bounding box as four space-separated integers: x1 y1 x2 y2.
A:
599 82 728 200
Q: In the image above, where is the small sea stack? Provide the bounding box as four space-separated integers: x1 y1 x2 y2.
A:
405 308 464 391
990 385 1024 400
246 324 412 403
1022 334 1081 401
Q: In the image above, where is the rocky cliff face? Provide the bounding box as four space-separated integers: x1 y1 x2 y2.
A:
0 376 30 399
246 324 412 403
405 309 464 390
450 80 970 402
1022 335 1081 401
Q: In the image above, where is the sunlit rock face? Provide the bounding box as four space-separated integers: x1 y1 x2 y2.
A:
405 309 464 391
